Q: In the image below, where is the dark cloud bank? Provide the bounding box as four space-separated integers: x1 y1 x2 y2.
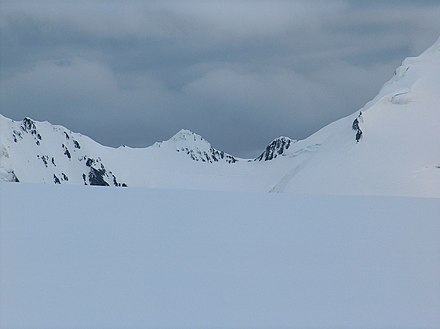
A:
1 0 439 157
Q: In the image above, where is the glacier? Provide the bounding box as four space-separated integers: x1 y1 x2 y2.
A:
1 183 439 329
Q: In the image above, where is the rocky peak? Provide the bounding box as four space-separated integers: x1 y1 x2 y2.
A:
255 136 296 161
21 117 37 133
158 129 238 163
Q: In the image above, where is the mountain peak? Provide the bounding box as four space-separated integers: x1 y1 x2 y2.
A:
170 129 205 143
158 129 238 164
255 136 296 161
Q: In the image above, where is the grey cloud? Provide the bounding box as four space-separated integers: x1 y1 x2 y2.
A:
1 0 439 156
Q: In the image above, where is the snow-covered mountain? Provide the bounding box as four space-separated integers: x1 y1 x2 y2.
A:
0 116 242 186
274 37 440 197
0 115 125 186
1 37 440 197
254 136 296 161
154 129 238 163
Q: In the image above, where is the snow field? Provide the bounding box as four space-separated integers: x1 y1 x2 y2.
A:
1 183 439 329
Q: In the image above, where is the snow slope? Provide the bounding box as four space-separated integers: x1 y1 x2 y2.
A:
1 38 440 196
1 183 439 329
277 38 440 197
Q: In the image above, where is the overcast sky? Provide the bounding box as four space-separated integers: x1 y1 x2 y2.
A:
1 0 439 157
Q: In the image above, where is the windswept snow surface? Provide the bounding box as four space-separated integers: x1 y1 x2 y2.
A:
1 183 439 329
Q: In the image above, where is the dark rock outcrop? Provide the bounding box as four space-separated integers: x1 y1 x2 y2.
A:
255 137 295 161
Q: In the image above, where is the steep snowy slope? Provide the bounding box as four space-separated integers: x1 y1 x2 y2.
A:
274 37 440 197
1 38 439 196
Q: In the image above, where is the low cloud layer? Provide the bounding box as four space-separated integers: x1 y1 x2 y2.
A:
1 0 439 156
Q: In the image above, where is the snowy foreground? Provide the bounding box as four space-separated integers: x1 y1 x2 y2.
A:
1 183 439 329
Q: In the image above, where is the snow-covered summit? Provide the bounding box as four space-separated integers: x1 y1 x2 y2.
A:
155 129 238 163
170 129 204 143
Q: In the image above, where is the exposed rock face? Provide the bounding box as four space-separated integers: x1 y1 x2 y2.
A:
84 157 123 187
255 137 296 161
1 116 127 187
0 169 19 182
352 112 363 143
